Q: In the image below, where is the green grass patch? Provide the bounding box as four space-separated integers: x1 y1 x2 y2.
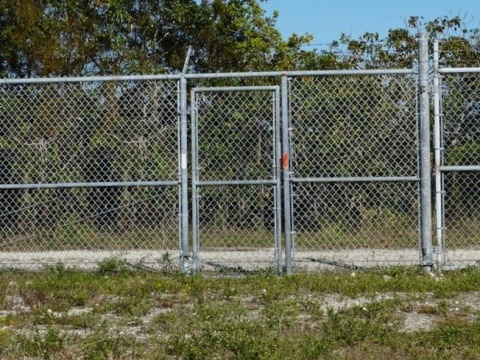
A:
1 266 480 358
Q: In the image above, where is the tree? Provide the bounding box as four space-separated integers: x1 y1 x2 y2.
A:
0 0 321 77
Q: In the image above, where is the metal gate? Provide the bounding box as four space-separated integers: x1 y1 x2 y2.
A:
190 86 282 273
434 42 480 268
283 71 423 272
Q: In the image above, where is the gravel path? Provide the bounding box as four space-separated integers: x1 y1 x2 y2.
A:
1 248 478 271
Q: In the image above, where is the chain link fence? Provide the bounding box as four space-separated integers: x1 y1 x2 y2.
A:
287 73 421 270
435 66 480 268
0 72 426 273
0 78 182 269
2 36 480 273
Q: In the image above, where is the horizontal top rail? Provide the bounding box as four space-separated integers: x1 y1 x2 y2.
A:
0 74 183 85
437 67 480 74
0 68 415 85
185 68 415 79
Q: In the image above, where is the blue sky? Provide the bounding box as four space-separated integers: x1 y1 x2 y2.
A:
260 0 480 45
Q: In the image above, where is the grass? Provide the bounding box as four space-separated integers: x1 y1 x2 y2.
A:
1 264 480 358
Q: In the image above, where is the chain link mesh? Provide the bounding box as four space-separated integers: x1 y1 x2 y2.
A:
440 72 480 264
198 185 275 246
441 73 480 167
197 185 277 271
292 182 418 249
289 74 420 267
443 173 480 250
290 75 418 178
0 80 180 254
193 89 279 272
195 90 277 181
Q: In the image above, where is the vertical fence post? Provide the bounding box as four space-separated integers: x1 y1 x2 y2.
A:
433 39 445 267
191 89 200 273
418 32 434 270
180 76 190 273
274 87 283 275
281 75 293 275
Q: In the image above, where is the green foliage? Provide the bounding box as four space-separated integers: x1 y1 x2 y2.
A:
6 2 479 77
0 0 479 79
327 15 480 69
96 257 131 275
0 0 319 77
445 142 480 166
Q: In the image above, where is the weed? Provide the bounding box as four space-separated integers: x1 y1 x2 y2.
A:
0 329 13 354
159 251 178 273
20 328 67 358
97 257 131 275
32 307 58 325
61 312 97 329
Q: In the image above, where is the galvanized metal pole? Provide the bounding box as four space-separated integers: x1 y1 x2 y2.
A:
418 32 434 270
433 39 445 267
274 88 282 275
281 76 293 275
191 90 200 273
180 77 190 273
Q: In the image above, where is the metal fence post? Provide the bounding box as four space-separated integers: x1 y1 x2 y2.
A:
180 76 190 273
274 87 283 275
418 32 434 270
281 75 293 275
191 89 200 273
433 39 445 267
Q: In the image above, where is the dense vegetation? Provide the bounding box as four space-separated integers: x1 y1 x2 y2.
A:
1 1 480 77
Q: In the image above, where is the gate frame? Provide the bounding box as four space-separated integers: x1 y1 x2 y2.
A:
190 85 283 274
433 39 480 269
281 68 424 273
279 34 432 273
